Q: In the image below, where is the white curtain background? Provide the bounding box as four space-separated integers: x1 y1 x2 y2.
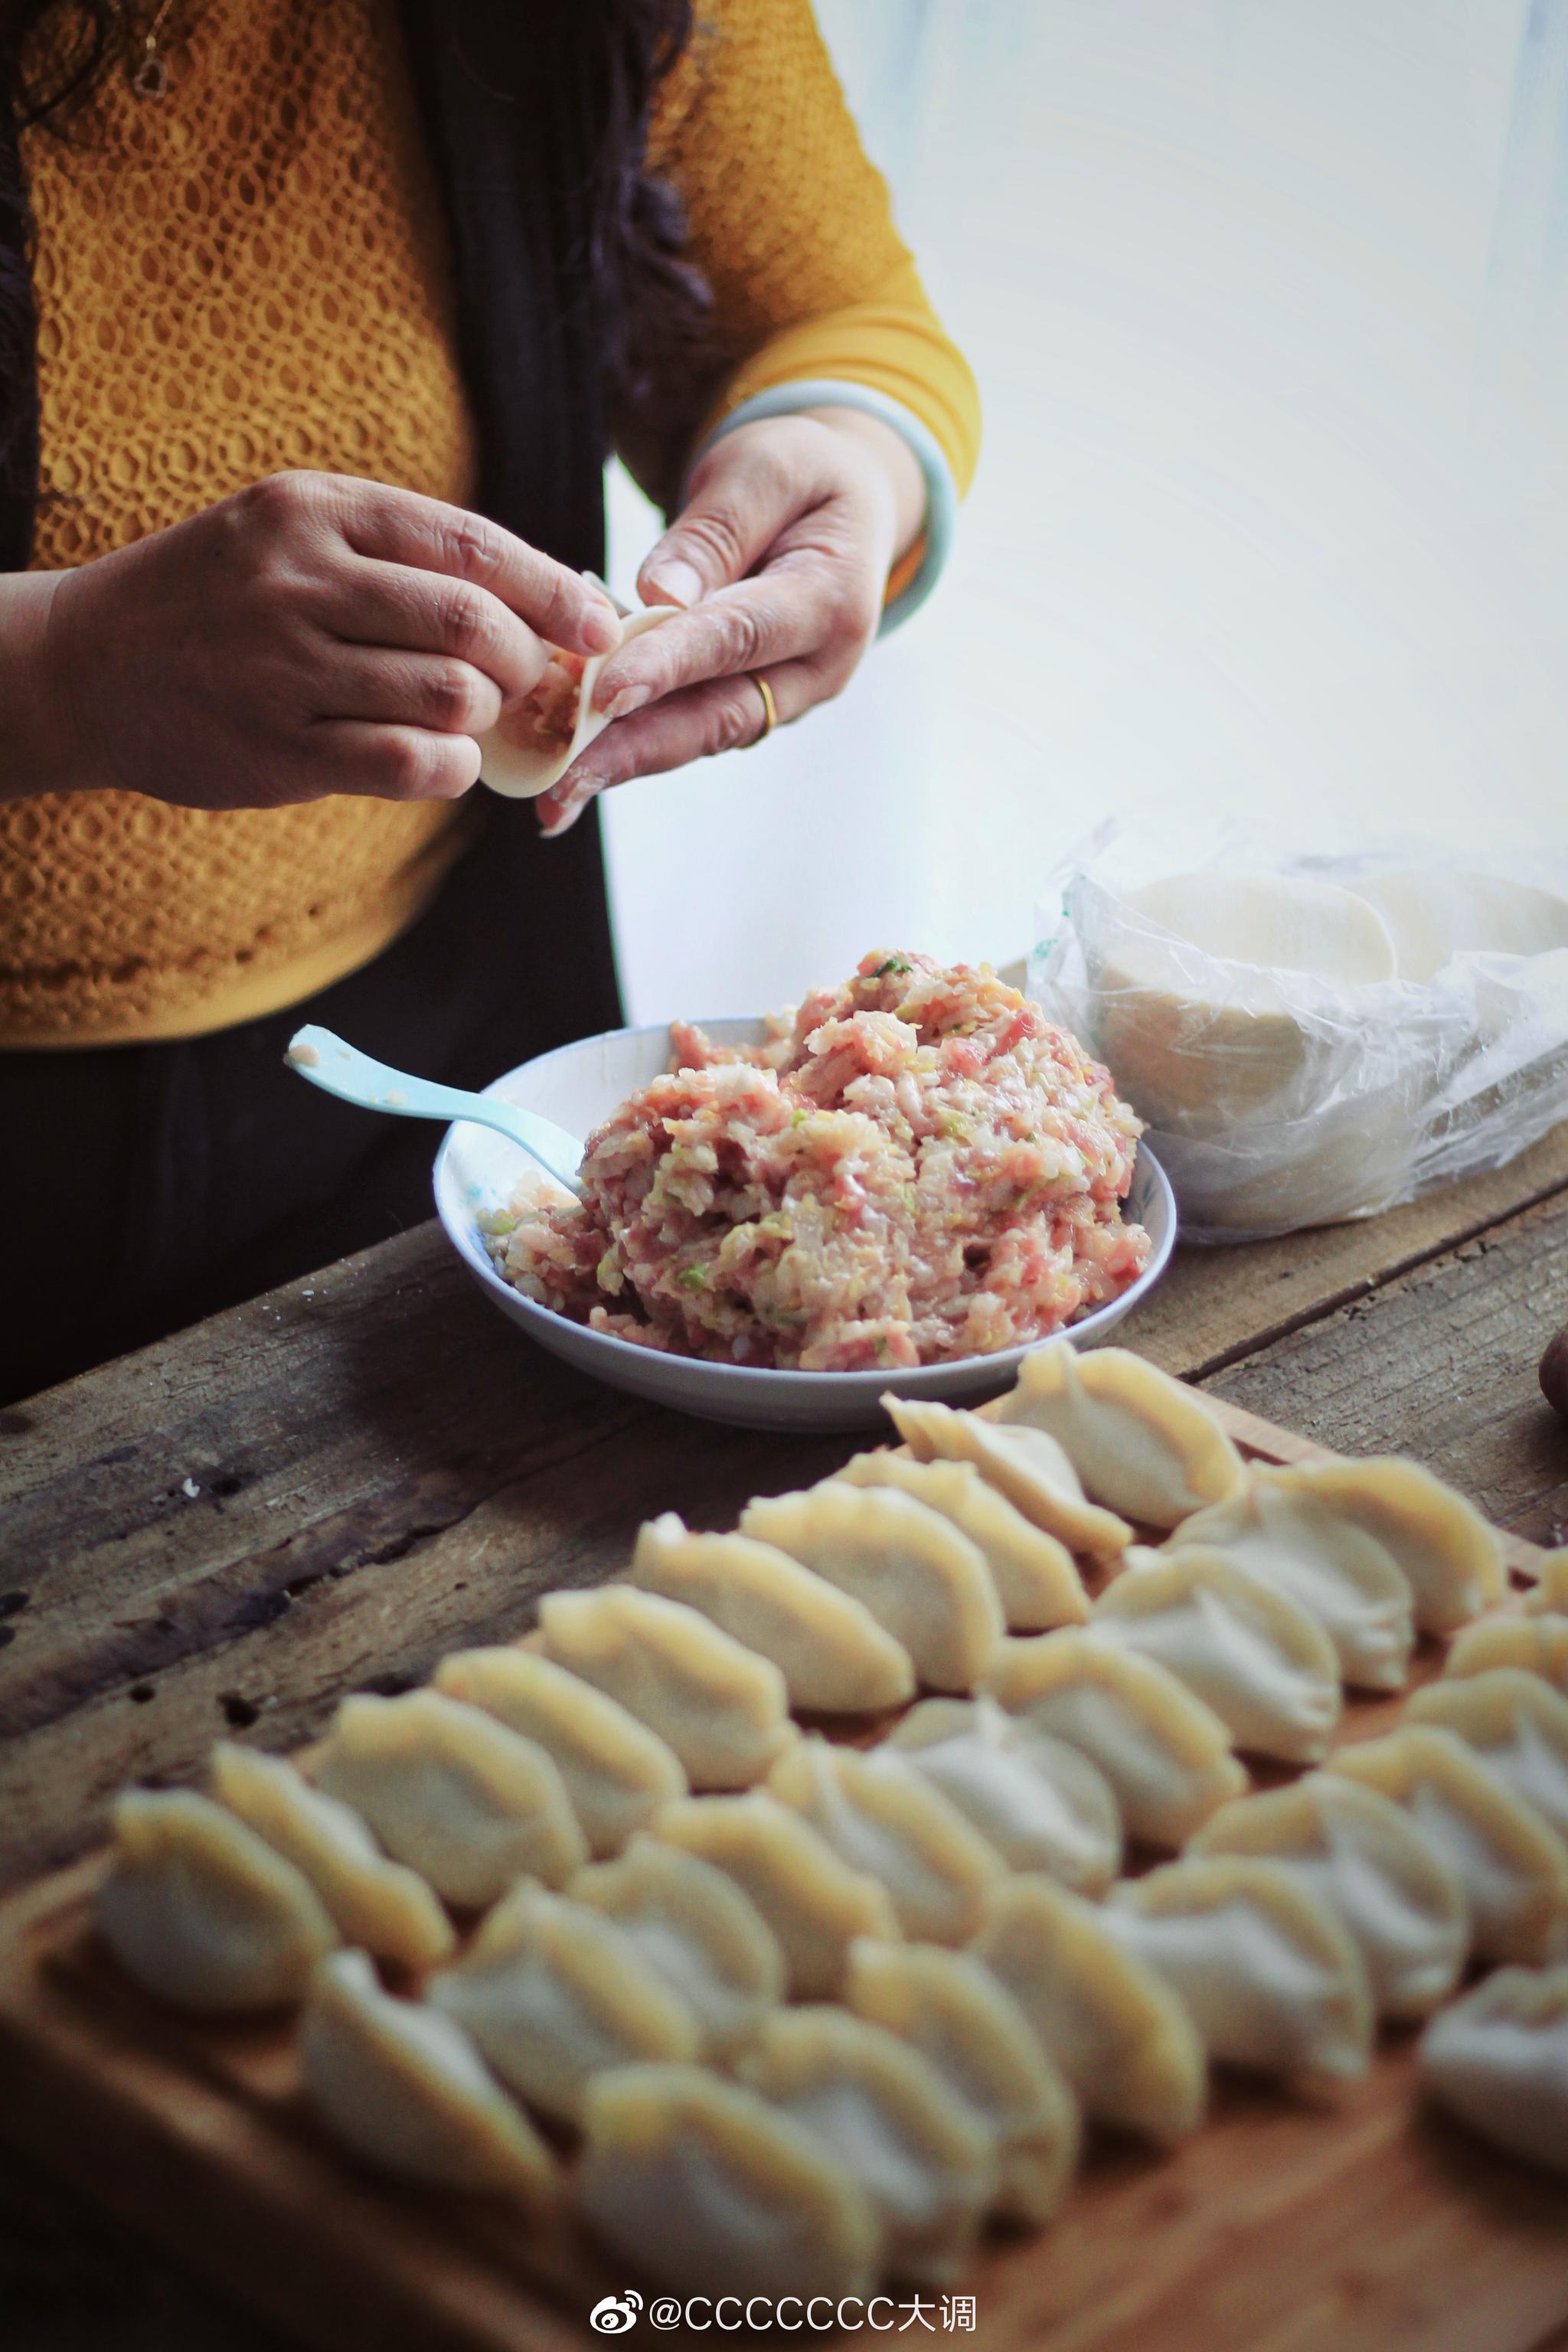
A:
601 0 1568 1024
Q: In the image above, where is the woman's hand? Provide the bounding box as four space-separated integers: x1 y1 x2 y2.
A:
535 408 925 836
13 472 621 811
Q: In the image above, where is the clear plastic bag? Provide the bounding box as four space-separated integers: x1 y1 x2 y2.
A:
1028 823 1568 1242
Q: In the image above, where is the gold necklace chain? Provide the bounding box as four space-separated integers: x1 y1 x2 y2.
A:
126 0 178 100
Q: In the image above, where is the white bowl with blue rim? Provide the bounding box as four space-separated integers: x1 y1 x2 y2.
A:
433 1017 1178 1432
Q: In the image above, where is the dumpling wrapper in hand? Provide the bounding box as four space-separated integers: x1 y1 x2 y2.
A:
1327 1726 1568 1966
766 1736 1004 1946
314 1690 586 1909
209 1740 454 1971
1171 1475 1415 1694
536 1585 795 1790
887 1694 1122 1892
1187 1776 1468 2020
972 1873 1207 2145
735 2006 998 2285
630 1511 915 1713
739 1481 1001 1693
998 1340 1244 1529
475 606 675 799
570 1832 786 2058
433 1645 686 1858
580 2063 884 2302
985 1628 1246 1848
426 1881 700 2123
1089 1546 1342 1765
1527 1558 1568 1616
844 1938 1081 2226
96 1788 337 2014
830 1450 1090 1632
300 1949 557 2207
1253 1458 1505 1635
1105 1855 1374 2086
1445 1615 1568 1698
1406 1668 1568 1844
884 1396 1132 1564
652 1791 901 2000
1420 1963 1568 2177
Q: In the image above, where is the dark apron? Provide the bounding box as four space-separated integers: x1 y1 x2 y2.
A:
0 4 629 1403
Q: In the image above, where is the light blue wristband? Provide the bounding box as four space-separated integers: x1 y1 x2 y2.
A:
694 377 959 634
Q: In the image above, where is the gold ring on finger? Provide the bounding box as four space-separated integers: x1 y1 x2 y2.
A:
746 671 778 746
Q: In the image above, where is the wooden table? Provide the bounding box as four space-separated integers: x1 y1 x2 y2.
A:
5 1129 1568 2350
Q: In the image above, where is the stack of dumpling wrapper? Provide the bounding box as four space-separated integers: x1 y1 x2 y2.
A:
93 1338 1568 2300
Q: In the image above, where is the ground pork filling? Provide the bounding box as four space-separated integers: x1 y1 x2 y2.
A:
504 648 587 756
486 952 1152 1370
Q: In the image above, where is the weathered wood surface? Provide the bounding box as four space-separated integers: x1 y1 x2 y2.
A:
3 1126 1568 2352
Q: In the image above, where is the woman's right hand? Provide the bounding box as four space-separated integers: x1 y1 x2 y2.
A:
18 471 622 810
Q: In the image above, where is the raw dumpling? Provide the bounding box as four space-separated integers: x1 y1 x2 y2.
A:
96 1788 337 2014
1420 1964 1568 2177
998 1339 1244 1528
630 1511 915 1713
313 1690 586 1909
433 1646 686 1857
209 1740 454 1971
985 1630 1246 1847
1407 1668 1568 1842
1527 1558 1568 1615
1171 1476 1415 1693
1187 1777 1468 2019
735 2007 998 2284
652 1792 901 1999
475 605 675 800
580 2063 883 2301
972 1874 1207 2144
300 1950 557 2207
886 1694 1122 1891
766 1737 1004 1945
1105 1855 1374 2083
884 1396 1132 1563
831 1450 1090 1632
1089 1547 1342 1765
426 1881 699 2122
844 1938 1081 2225
1254 1459 1505 1634
738 1482 1001 1692
570 1833 785 2057
535 1586 796 1790
1328 1726 1568 1965
1446 1615 1568 1696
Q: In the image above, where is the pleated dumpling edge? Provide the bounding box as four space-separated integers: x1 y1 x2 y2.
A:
998 1340 1245 1528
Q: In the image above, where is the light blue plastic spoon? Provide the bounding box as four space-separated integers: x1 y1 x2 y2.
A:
285 1024 584 1197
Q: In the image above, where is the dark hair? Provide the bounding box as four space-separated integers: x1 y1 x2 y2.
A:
0 0 707 543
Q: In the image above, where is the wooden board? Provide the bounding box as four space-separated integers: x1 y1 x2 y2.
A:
0 1398 1563 2352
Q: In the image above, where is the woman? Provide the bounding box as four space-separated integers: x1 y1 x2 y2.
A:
0 0 979 1402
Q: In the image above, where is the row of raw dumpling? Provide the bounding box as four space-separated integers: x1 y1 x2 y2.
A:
88 1364 1542 2276
1153 1627 1568 2176
93 1614 1250 2303
1394 1615 1568 2176
300 1887 1095 2298
991 1336 1508 1687
952 1644 1568 2140
94 1743 1080 2293
93 1344 1513 1995
93 1622 1553 2278
90 1337 1517 2031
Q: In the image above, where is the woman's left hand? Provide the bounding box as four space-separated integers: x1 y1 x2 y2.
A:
534 408 923 835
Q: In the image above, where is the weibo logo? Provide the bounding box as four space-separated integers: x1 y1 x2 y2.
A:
590 2292 645 2334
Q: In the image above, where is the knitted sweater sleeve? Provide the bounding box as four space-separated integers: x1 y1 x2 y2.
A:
634 0 980 505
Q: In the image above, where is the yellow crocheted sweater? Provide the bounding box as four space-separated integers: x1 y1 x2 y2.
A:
2 0 979 1048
